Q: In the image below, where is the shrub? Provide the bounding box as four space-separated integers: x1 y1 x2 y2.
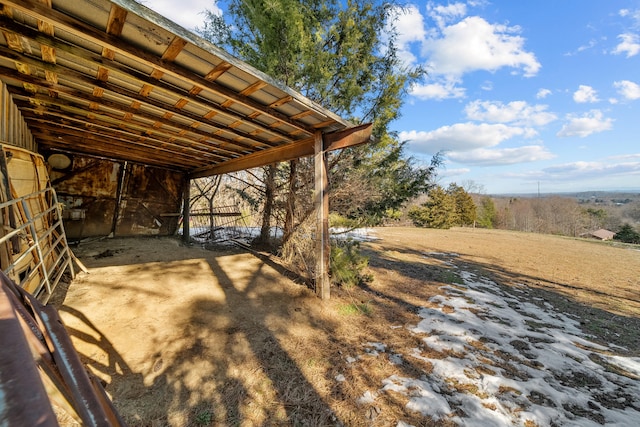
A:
614 223 640 244
330 239 372 287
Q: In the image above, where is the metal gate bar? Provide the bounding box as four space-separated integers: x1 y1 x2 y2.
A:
0 186 74 302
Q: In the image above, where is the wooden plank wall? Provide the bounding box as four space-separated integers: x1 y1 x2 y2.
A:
0 81 36 152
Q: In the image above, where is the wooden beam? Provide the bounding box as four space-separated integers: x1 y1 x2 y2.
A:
189 137 315 178
323 123 373 151
3 0 319 136
0 38 286 148
314 131 330 299
26 118 209 168
34 133 196 170
17 104 226 164
0 66 260 155
6 83 247 157
190 123 373 178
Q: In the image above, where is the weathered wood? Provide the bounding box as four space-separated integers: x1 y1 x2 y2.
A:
17 102 228 163
314 131 330 300
190 123 373 178
0 41 285 150
4 0 320 136
190 137 316 178
70 250 89 274
323 123 374 151
25 117 208 168
182 176 190 244
2 77 249 157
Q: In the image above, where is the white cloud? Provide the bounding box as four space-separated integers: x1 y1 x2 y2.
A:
142 0 218 30
557 110 613 138
447 145 555 165
612 33 640 57
619 8 640 24
464 100 557 126
400 123 535 154
387 5 427 66
480 80 493 91
427 2 467 29
564 39 599 57
536 88 552 99
410 78 466 100
422 16 541 78
540 160 640 180
573 85 599 103
608 153 640 161
393 5 427 44
577 39 597 53
438 167 471 178
614 80 640 100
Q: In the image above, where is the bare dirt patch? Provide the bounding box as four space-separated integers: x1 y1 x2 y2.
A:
51 227 640 426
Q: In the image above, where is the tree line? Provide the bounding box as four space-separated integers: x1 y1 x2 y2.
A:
406 185 640 244
191 0 638 292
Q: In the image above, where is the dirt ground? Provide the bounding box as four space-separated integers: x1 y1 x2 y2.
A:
51 227 640 426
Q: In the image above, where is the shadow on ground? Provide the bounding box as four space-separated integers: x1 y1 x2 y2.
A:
51 233 640 426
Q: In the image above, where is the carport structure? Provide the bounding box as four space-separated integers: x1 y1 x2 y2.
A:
0 0 372 299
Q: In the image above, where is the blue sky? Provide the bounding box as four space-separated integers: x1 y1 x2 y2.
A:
146 1 640 194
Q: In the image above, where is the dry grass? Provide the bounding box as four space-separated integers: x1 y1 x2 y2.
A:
51 227 640 426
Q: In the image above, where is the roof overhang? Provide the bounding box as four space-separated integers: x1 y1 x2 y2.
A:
0 0 372 176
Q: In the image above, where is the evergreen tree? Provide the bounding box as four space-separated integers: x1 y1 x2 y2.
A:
477 196 497 228
447 183 476 226
614 223 640 244
199 0 438 245
408 185 456 229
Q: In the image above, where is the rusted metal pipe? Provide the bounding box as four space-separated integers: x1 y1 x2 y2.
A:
1 271 126 426
0 281 58 427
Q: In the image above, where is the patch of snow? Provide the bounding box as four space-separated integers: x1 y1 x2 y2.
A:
389 353 403 365
357 390 377 405
335 374 346 382
383 376 451 420
424 252 460 257
330 227 379 242
365 342 387 353
378 266 640 426
346 356 357 364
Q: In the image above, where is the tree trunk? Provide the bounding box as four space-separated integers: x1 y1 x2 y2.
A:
282 160 297 245
258 165 276 245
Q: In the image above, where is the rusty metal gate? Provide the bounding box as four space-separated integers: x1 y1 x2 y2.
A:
0 144 74 302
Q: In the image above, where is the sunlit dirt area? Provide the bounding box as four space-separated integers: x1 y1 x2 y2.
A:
51 227 640 426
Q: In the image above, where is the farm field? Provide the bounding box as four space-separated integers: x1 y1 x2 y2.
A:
52 227 640 426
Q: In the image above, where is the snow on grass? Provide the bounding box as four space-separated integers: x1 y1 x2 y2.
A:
353 256 640 426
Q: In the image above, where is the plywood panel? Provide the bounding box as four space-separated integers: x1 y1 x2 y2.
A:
115 164 183 236
51 155 122 239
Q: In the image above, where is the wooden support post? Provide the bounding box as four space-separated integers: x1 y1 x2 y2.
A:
314 131 330 299
182 176 190 244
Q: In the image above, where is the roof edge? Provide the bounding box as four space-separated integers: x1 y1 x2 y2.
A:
110 0 353 129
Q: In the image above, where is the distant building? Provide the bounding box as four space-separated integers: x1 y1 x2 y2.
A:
584 229 616 241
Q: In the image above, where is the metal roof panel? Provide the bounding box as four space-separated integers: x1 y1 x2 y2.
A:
0 0 360 175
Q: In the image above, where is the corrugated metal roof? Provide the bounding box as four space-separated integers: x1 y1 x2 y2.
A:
0 0 363 175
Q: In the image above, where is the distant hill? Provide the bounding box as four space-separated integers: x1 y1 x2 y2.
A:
491 190 640 201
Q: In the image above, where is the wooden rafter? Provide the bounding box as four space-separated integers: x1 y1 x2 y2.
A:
0 0 359 176
4 0 321 136
0 25 294 146
190 123 373 178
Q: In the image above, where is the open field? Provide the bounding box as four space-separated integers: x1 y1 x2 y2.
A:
52 227 640 426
